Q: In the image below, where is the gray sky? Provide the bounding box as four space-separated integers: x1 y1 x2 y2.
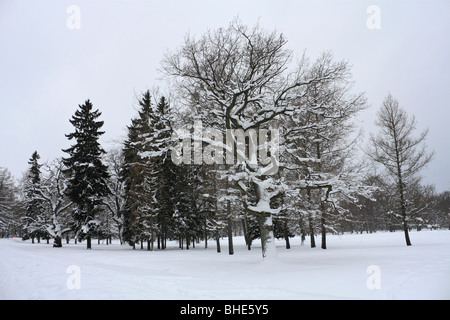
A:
1 0 449 192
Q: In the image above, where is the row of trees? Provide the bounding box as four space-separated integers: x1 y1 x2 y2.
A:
1 20 448 257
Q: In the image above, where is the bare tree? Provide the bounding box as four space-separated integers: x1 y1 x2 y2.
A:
41 159 73 247
162 18 358 258
0 167 21 238
368 94 434 245
103 148 127 244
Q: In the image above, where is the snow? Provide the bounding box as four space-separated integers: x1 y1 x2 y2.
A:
1 230 449 300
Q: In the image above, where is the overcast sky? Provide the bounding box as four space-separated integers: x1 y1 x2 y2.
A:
1 0 449 191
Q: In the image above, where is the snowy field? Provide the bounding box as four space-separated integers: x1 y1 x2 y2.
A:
1 230 449 300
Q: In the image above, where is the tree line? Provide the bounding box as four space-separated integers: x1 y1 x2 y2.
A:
0 20 448 256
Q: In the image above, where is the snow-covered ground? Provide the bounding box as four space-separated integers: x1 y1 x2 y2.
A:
1 230 449 300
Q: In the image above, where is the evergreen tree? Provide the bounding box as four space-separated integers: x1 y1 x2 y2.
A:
22 151 47 243
149 96 177 249
62 100 110 249
120 91 154 248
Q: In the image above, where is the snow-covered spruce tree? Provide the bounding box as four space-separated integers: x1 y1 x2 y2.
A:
166 162 202 250
271 190 295 249
22 151 48 243
162 19 357 258
62 100 110 249
368 94 434 246
140 96 178 250
194 163 219 250
197 163 229 252
120 91 154 248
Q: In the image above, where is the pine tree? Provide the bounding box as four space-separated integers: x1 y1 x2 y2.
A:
156 97 178 249
62 100 110 249
144 96 176 250
22 151 47 243
120 91 154 248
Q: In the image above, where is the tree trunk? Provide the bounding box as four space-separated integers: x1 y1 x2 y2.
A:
321 202 327 249
321 214 327 249
86 235 92 249
118 226 123 245
215 231 221 253
204 224 208 249
226 200 234 255
397 166 412 246
284 221 290 249
309 216 316 248
299 220 306 246
53 236 62 248
258 214 277 259
186 233 190 250
242 217 251 250
227 218 234 255
403 220 411 246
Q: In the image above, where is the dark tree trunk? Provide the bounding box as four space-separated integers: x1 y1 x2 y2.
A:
242 217 251 250
227 219 234 255
309 216 316 248
53 236 62 248
227 201 234 255
284 221 290 249
86 235 92 249
397 166 411 246
204 223 208 249
321 201 327 249
186 233 190 250
321 215 327 249
216 231 221 253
